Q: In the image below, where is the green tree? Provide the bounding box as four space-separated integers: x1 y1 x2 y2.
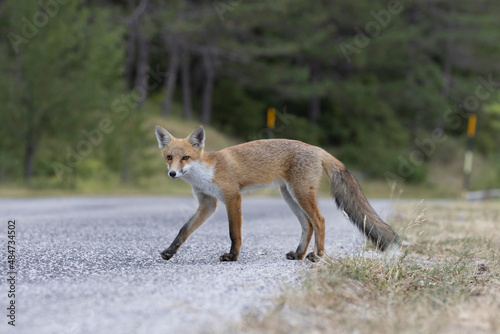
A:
0 0 124 183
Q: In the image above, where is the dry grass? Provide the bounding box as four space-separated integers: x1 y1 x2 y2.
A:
236 200 500 334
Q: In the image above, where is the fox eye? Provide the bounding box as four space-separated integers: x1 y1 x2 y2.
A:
166 155 172 161
182 156 190 160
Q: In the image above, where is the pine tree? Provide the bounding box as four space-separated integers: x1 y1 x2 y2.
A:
0 0 125 183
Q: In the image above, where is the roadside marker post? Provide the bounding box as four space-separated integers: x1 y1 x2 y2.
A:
267 107 276 139
463 113 477 192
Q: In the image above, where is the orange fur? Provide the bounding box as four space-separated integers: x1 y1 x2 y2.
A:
155 125 400 262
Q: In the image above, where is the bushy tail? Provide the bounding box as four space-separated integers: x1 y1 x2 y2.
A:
323 155 400 251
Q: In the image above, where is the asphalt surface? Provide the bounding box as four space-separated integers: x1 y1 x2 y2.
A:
0 196 392 334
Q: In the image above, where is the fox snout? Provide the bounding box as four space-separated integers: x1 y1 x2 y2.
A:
168 167 186 179
166 161 184 179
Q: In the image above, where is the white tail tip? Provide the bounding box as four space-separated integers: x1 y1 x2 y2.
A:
384 243 401 262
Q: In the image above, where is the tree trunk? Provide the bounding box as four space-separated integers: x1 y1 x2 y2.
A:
120 145 130 184
125 14 137 90
201 49 215 125
180 44 193 120
162 36 180 117
440 38 453 100
23 133 35 183
309 96 321 123
18 52 35 184
406 3 420 138
135 27 149 109
125 0 149 91
308 60 321 123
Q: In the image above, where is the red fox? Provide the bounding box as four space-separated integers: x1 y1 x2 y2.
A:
155 125 400 262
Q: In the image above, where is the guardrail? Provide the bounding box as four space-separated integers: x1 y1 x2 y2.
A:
466 189 500 201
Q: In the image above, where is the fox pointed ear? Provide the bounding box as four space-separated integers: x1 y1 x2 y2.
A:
186 126 205 149
155 125 174 149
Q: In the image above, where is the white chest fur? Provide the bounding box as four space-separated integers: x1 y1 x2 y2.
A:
181 161 223 201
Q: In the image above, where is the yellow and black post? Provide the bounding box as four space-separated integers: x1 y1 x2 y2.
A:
267 107 276 138
463 113 477 191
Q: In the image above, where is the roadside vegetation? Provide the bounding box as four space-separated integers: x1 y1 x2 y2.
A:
238 200 500 334
0 107 495 199
1 1 500 196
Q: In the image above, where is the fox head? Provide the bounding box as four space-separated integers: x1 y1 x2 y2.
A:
155 125 205 179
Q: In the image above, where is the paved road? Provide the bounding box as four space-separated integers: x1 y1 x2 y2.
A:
0 196 392 334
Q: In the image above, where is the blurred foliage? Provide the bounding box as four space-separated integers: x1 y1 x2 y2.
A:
0 0 126 186
211 79 267 139
0 0 499 190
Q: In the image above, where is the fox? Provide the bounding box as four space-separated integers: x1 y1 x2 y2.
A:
154 125 400 262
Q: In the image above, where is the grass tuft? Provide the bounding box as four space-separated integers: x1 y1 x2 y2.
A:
239 200 500 334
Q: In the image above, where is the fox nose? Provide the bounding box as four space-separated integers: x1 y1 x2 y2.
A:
169 171 176 178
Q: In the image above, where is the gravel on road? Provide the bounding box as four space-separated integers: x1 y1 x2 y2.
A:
0 196 392 334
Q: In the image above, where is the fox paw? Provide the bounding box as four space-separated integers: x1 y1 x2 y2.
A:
286 251 298 260
219 253 238 261
160 250 174 261
306 252 321 263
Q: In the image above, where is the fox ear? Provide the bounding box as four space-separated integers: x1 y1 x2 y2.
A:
155 125 174 149
186 126 205 149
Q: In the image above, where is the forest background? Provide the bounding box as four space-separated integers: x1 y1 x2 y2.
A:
1 0 499 197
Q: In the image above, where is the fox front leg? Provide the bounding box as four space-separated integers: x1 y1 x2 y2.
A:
161 195 217 260
219 194 242 262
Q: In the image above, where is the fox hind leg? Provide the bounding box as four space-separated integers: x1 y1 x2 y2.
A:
292 188 325 263
280 185 313 260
